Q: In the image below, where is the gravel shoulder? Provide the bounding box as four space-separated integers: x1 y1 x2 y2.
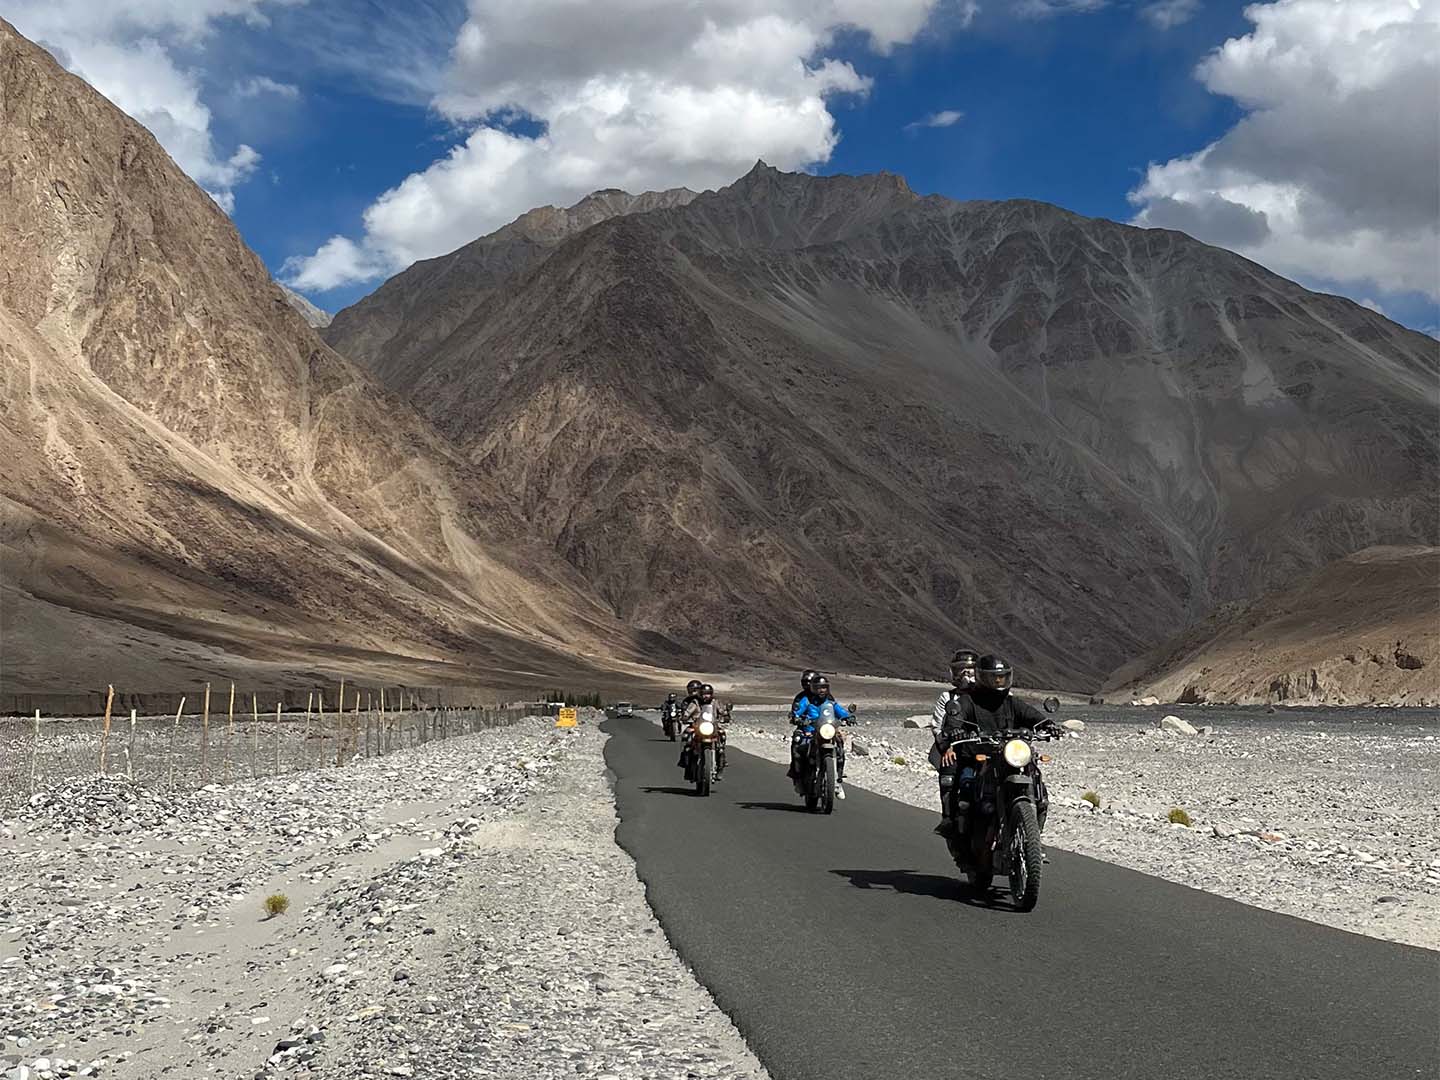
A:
0 717 769 1080
725 717 1440 951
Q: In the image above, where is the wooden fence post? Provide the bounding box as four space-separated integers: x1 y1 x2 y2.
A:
201 682 211 780
224 682 236 783
125 708 137 781
303 692 313 762
167 697 185 787
274 702 282 775
29 710 39 794
251 694 259 778
316 693 325 767
98 684 115 774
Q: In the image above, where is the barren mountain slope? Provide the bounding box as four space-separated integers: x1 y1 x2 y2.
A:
330 163 1439 688
1106 546 1440 706
0 19 660 694
280 284 332 328
324 186 698 385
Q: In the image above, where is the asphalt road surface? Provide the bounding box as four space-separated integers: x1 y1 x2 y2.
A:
603 716 1439 1080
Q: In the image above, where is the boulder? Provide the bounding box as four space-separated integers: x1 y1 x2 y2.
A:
902 716 928 729
1197 725 1215 736
850 738 871 757
1061 719 1086 733
1160 715 1198 736
1131 695 1160 706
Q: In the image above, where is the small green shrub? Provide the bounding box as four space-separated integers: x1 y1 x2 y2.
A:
264 893 291 918
890 755 907 766
1081 790 1101 809
1166 807 1192 827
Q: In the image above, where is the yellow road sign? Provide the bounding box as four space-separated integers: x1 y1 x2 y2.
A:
556 707 578 728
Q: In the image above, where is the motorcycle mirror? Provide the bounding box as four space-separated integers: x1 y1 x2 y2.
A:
1043 696 1061 714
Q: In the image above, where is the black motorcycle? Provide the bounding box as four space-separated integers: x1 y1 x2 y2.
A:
942 713 1059 911
661 704 680 741
794 702 842 814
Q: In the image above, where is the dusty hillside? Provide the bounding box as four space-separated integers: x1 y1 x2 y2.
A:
324 186 698 386
327 162 1439 688
1106 546 1440 706
0 19 668 695
280 284 332 328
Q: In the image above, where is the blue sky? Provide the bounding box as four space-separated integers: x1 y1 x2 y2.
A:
6 0 1438 331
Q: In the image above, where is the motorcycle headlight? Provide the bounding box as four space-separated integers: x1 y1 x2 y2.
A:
817 722 836 740
698 720 716 737
1003 739 1033 768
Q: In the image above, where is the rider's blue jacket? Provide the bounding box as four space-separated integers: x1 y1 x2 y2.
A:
790 696 851 724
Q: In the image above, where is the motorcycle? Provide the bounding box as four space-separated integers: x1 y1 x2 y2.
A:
942 705 1060 911
682 703 725 796
794 701 842 814
661 704 680 741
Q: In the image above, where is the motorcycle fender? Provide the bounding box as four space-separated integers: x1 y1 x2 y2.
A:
1003 774 1034 797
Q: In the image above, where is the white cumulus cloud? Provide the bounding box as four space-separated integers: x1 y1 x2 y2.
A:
1 0 294 212
1140 0 1199 29
1130 0 1440 303
906 108 964 130
284 0 945 291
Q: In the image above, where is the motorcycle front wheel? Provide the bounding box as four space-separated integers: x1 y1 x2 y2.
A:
696 746 714 796
1007 800 1043 911
820 754 836 815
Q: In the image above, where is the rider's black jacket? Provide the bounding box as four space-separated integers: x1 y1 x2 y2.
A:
939 688 1049 743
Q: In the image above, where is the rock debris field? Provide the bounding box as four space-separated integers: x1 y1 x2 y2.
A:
726 711 1440 950
0 716 769 1080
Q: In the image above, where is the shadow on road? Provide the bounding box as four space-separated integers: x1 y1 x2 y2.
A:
737 801 812 814
830 868 1018 911
641 785 699 797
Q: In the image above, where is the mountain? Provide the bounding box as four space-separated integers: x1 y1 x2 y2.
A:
280 283 332 328
0 19 661 696
326 162 1439 689
324 186 698 386
1106 546 1439 706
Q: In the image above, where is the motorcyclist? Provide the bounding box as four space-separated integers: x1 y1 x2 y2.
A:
937 655 1054 834
789 675 849 800
681 682 729 778
790 670 820 717
660 692 680 731
929 649 979 834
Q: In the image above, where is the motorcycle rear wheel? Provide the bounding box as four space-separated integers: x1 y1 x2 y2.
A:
1008 800 1043 911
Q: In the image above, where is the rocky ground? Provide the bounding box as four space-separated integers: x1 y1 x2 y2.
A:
0 716 769 1080
725 715 1440 951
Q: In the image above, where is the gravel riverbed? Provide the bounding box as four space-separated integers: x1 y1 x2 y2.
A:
0 717 769 1080
724 710 1440 951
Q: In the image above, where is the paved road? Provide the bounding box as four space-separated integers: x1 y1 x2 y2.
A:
603 717 1440 1080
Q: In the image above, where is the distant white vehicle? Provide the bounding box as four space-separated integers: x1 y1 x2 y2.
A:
614 702 633 717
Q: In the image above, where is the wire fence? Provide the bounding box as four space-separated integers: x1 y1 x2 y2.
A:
0 682 535 813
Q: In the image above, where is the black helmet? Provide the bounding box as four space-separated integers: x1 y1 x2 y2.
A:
977 655 1012 693
801 669 818 690
667 692 677 701
950 649 979 686
811 675 830 696
686 679 703 695
700 683 715 702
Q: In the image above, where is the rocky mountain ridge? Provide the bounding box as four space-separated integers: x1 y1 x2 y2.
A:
325 162 1439 689
0 18 665 694
1107 546 1439 706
